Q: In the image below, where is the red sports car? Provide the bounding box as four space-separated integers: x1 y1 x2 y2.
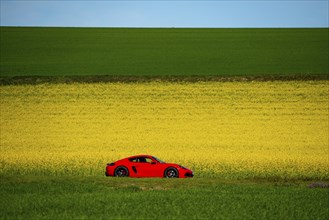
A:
105 155 194 178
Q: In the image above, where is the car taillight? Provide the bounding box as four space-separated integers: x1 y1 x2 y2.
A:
107 163 115 166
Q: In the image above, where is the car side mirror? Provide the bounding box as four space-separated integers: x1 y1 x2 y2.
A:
151 162 157 165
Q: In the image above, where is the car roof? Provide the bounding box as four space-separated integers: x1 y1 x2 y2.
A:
126 155 153 159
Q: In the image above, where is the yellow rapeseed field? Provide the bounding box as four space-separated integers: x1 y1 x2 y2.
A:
1 81 328 179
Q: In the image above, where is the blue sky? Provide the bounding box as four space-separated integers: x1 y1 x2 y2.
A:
0 0 328 28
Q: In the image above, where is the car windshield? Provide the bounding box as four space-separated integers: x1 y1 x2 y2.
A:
152 156 165 163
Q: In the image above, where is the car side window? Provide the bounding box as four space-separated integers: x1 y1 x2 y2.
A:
128 157 152 163
129 157 154 163
129 158 138 162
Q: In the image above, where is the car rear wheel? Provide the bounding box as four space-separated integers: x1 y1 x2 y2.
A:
114 166 129 177
164 167 178 178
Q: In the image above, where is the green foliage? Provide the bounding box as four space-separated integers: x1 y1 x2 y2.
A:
1 176 328 219
1 27 328 77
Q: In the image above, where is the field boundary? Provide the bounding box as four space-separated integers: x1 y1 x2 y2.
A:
0 74 328 85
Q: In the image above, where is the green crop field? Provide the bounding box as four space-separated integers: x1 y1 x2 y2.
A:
0 27 328 78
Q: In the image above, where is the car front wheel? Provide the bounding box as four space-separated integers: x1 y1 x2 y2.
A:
114 166 129 177
164 167 178 178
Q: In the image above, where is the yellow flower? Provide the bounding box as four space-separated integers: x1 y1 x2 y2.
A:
1 81 328 179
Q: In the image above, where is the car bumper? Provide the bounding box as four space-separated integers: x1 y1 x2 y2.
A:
179 170 194 178
184 172 194 177
105 166 115 176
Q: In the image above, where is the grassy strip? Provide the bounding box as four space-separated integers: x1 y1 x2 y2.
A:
1 175 328 219
0 74 328 85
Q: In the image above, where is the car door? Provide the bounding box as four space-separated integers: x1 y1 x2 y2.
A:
133 157 160 177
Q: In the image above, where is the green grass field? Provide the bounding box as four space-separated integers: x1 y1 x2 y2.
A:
1 27 328 77
1 176 328 220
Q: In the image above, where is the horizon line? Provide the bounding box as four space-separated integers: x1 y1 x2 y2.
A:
1 26 328 29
